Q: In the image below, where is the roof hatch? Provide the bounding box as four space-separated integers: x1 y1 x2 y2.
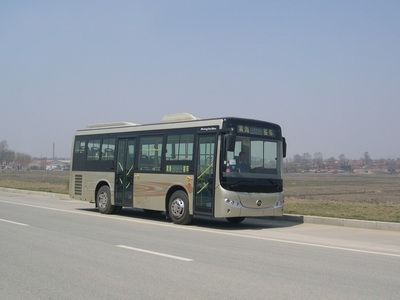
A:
161 113 199 123
86 122 139 129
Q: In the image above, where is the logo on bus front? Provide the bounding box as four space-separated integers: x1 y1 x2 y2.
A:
199 127 217 132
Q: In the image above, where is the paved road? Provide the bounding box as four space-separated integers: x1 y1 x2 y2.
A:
0 190 399 299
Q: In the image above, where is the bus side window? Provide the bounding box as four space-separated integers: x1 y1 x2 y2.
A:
101 138 115 161
73 138 86 170
138 136 163 172
87 139 101 160
165 134 194 173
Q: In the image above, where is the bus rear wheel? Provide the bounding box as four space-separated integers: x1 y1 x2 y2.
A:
226 217 245 224
168 190 192 225
97 185 115 214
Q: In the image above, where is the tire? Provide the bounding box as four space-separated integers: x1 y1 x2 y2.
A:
168 190 192 225
226 217 245 224
97 185 115 214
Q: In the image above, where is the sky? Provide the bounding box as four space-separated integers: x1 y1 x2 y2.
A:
0 0 399 159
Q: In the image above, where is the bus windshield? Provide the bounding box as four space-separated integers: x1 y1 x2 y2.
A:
222 135 280 179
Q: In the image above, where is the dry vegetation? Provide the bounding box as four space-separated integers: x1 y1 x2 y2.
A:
0 171 399 222
284 173 400 222
0 170 69 194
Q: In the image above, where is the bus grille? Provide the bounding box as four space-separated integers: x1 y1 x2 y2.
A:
74 175 83 195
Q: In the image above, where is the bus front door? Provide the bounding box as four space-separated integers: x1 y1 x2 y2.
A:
115 138 136 207
194 134 216 214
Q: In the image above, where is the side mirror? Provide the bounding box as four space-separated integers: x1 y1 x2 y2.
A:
282 137 287 158
224 133 236 152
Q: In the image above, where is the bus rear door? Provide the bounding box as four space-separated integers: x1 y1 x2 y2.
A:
115 138 136 207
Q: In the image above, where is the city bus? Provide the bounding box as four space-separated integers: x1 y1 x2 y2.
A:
69 113 286 224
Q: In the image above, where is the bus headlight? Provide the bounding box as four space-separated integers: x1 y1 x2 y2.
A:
225 198 234 205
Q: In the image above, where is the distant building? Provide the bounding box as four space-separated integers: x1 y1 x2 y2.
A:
45 160 71 171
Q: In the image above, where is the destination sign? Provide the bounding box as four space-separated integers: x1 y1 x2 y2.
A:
237 125 275 137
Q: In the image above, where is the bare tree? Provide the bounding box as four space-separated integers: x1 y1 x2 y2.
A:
15 152 32 168
363 152 372 167
300 153 312 171
3 150 15 163
0 140 31 169
0 140 8 162
326 157 337 170
338 154 352 172
387 159 397 174
313 152 324 170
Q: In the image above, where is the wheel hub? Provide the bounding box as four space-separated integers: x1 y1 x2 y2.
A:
170 198 185 218
98 191 108 209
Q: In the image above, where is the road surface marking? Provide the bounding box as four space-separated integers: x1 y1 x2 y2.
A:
1 199 400 258
116 245 193 262
0 217 29 227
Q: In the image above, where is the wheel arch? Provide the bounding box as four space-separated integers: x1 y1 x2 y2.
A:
95 180 112 207
165 185 190 213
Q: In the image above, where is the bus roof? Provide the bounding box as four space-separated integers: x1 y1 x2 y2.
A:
75 116 281 136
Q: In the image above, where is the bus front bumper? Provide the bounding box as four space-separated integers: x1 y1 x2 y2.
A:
214 185 284 218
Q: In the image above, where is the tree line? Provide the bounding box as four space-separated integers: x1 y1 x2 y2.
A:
0 140 32 169
284 152 399 174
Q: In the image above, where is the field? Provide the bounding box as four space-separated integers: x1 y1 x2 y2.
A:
0 170 69 194
284 173 400 222
0 171 399 222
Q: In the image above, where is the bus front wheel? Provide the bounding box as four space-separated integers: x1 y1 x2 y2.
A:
168 190 192 225
97 185 115 214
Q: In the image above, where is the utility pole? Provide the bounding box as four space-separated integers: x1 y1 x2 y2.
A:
53 142 55 162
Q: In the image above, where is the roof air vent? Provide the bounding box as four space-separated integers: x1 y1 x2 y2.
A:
86 122 139 129
161 113 199 123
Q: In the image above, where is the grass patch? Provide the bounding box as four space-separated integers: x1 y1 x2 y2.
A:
284 173 400 223
0 170 69 194
285 197 400 223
